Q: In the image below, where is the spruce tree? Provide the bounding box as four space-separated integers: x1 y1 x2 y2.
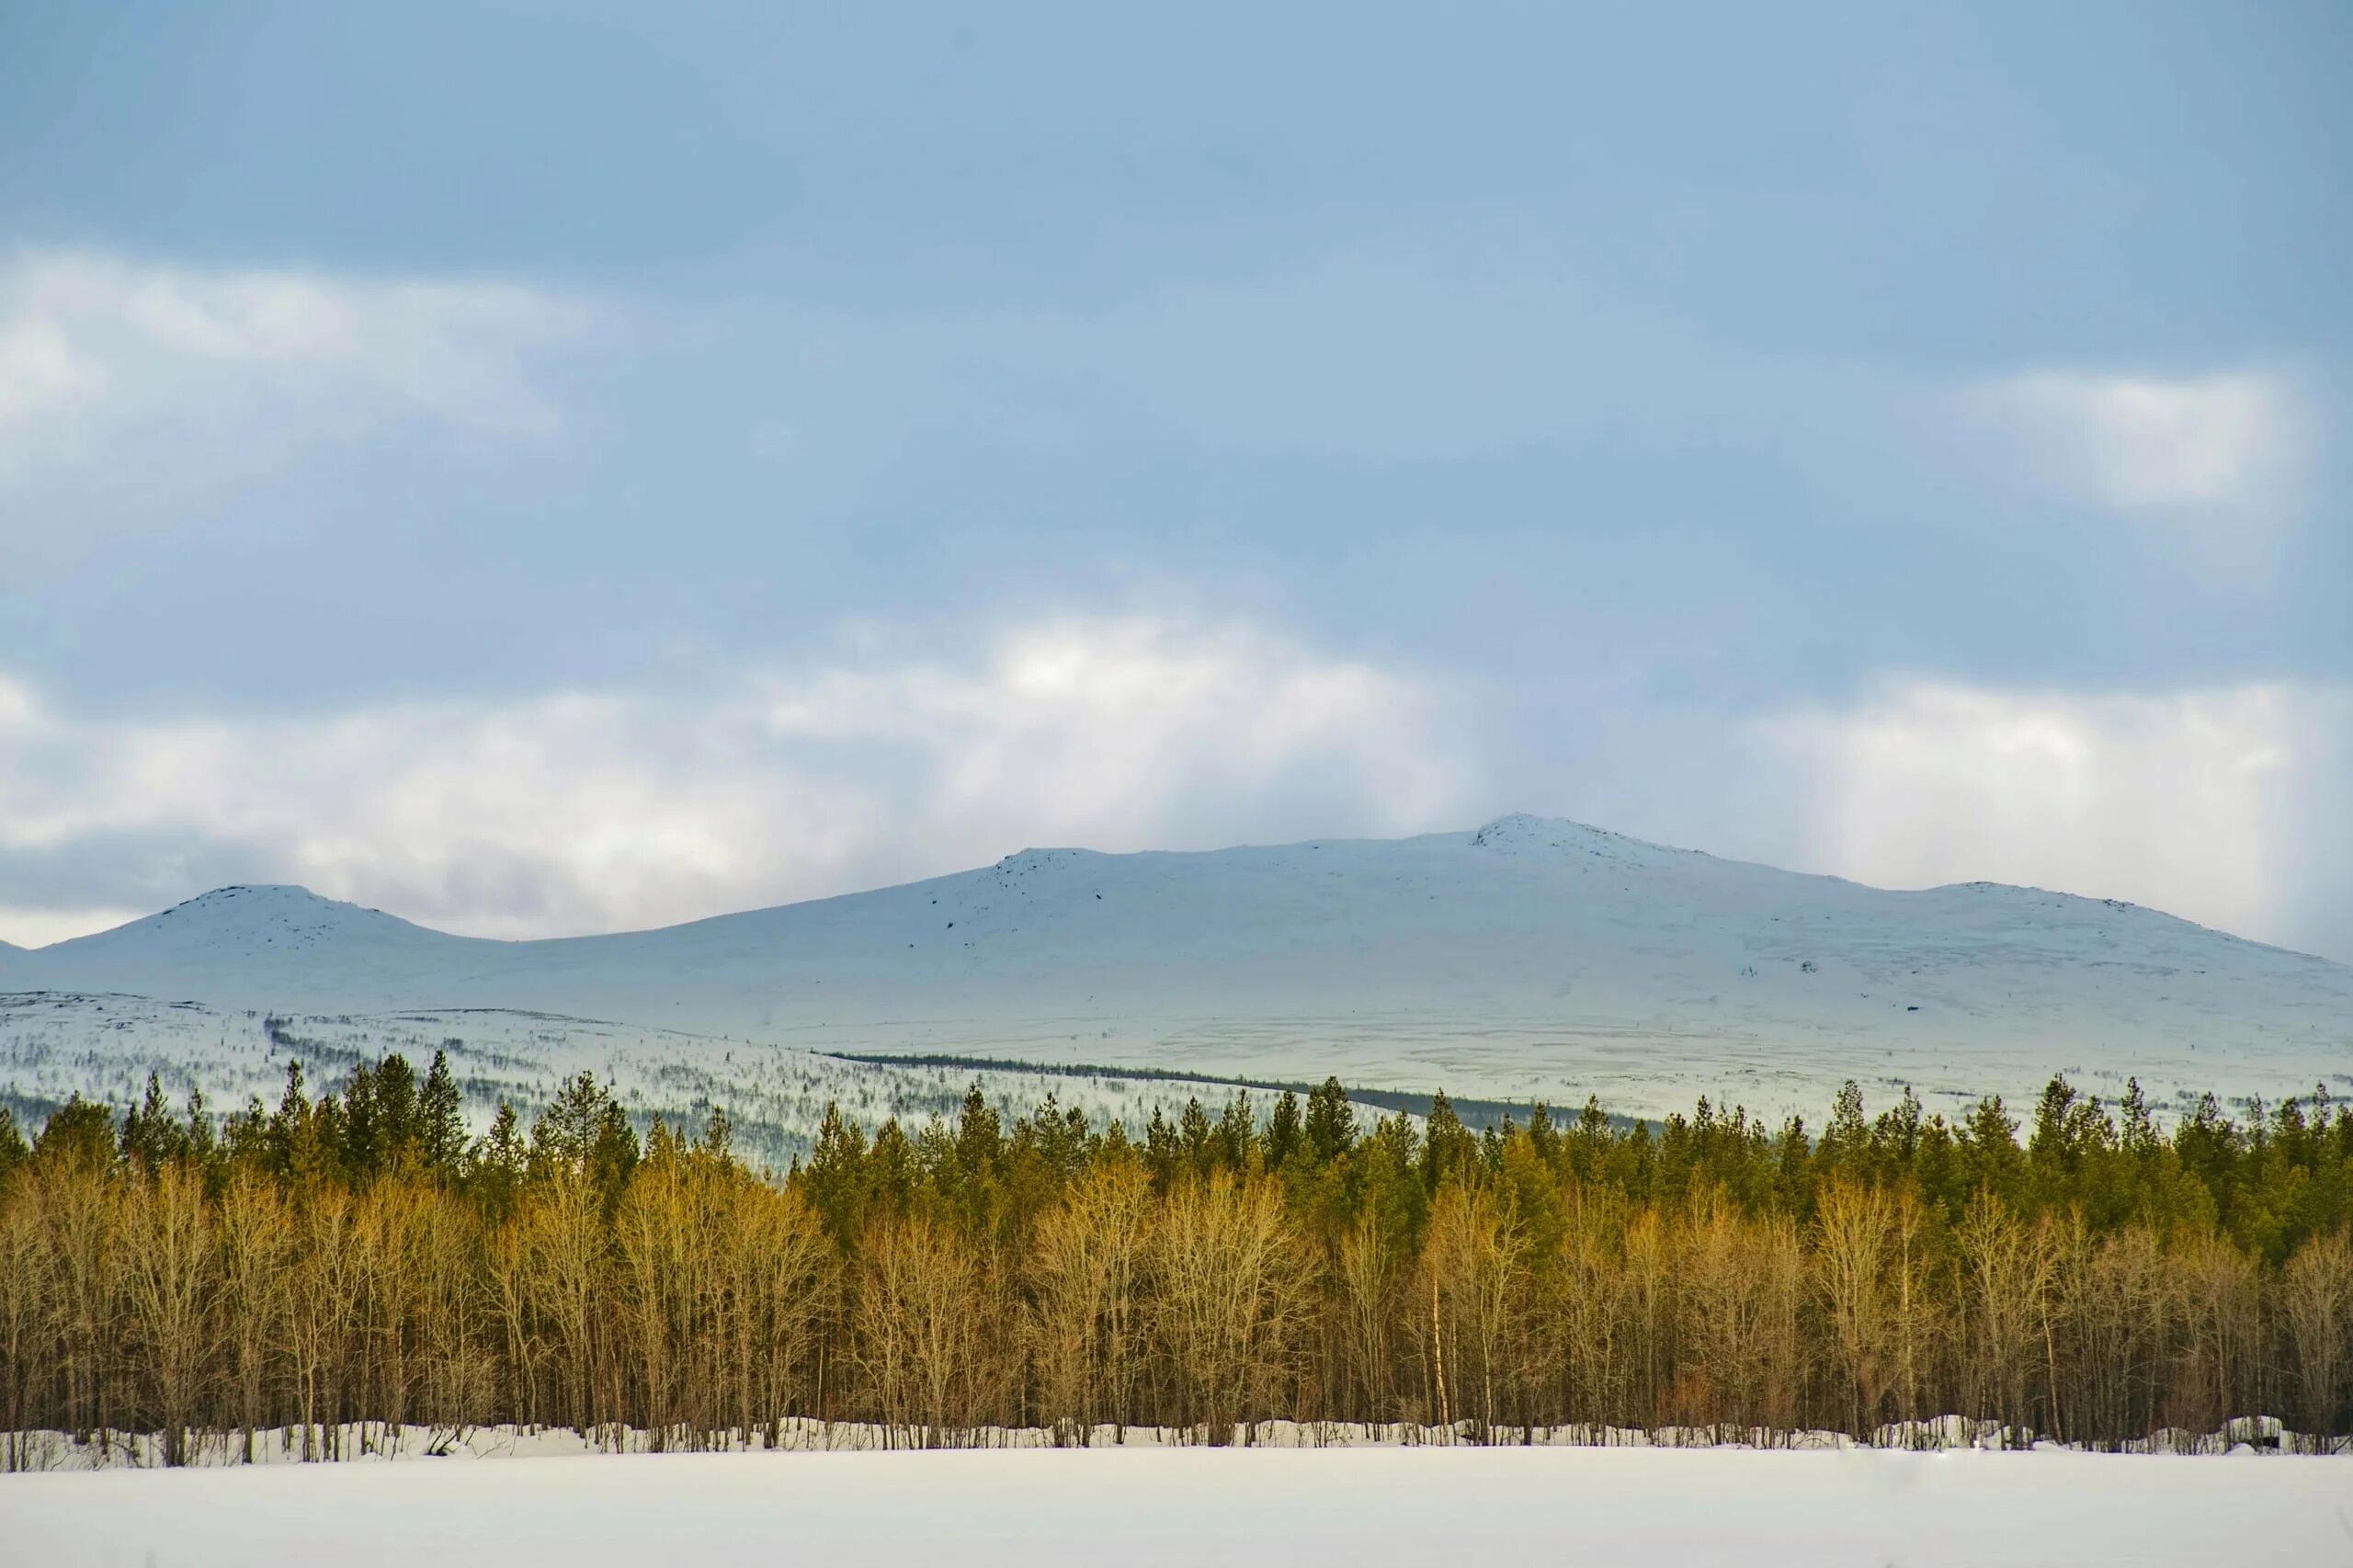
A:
953 1084 1003 1177
804 1101 870 1245
267 1059 310 1179
590 1098 641 1199
120 1071 183 1170
1213 1091 1254 1171
419 1050 467 1176
372 1052 420 1170
1265 1090 1303 1171
472 1099 527 1218
1142 1107 1179 1191
1304 1077 1357 1165
1420 1092 1475 1191
1820 1080 1870 1176
1177 1098 1213 1175
1958 1095 2025 1201
32 1092 116 1168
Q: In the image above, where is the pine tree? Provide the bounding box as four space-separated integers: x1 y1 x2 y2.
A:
952 1084 1003 1178
371 1052 421 1171
120 1070 199 1171
1213 1091 1255 1171
699 1103 733 1162
419 1050 467 1176
1959 1096 2025 1202
1265 1090 1302 1171
591 1098 642 1200
180 1085 218 1179
804 1102 870 1246
472 1099 527 1219
531 1071 614 1179
34 1093 117 1169
1871 1086 1925 1169
0 1107 27 1184
2119 1077 2158 1159
1304 1077 1356 1165
1421 1092 1476 1192
1177 1098 1213 1176
1142 1107 1179 1192
1820 1080 1870 1176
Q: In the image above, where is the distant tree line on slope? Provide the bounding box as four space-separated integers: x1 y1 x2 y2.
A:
0 1055 2348 1465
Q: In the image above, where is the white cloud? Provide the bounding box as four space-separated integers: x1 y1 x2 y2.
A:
0 249 593 542
0 671 40 730
1470 676 2350 962
7 636 2347 962
1964 368 2308 520
1756 678 2347 950
0 315 105 431
0 904 149 950
0 616 1474 944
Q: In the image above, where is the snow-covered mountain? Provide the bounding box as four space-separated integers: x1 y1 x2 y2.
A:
6 815 2349 1128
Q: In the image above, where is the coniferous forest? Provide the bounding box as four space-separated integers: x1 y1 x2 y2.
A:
2 1055 2349 1467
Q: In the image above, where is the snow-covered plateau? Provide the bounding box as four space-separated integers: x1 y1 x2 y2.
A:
8 1439 2349 1566
5 815 2348 1149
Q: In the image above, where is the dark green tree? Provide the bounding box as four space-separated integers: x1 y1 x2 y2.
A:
471 1099 528 1219
32 1093 116 1169
0 1105 28 1183
1304 1077 1358 1165
1420 1091 1476 1191
419 1049 467 1176
1265 1090 1303 1171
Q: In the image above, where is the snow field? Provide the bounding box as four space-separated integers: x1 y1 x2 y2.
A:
9 1444 2350 1566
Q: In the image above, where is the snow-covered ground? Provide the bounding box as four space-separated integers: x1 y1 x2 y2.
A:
8 1443 2348 1566
0 994 1364 1167
6 815 2349 1139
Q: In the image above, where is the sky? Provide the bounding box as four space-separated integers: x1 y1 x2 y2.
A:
0 1 2347 960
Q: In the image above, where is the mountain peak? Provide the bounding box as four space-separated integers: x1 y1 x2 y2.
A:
159 882 377 923
47 881 449 962
173 881 334 907
1469 812 1688 861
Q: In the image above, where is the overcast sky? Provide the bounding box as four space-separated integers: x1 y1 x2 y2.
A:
2 2 2347 960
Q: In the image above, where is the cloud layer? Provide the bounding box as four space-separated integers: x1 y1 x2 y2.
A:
0 249 590 550
1756 679 2344 949
1963 368 2310 531
5 635 2346 963
0 617 1472 942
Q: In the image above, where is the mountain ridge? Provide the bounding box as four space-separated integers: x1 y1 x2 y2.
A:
21 812 2332 963
6 816 2347 1122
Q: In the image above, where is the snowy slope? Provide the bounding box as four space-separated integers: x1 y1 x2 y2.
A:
8 815 2350 1123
